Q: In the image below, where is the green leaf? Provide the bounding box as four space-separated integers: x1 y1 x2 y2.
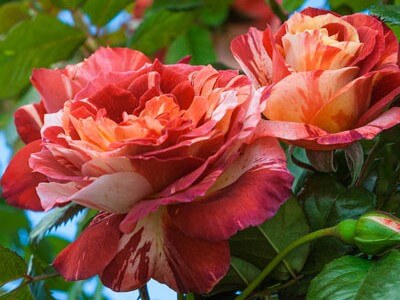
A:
299 174 346 231
0 14 85 99
30 203 85 244
166 25 216 65
0 2 30 35
299 176 375 274
230 197 310 281
50 0 86 10
128 9 196 55
199 0 232 27
0 199 29 248
308 250 400 300
0 246 27 286
26 256 54 300
211 257 261 295
152 0 202 11
370 5 400 26
282 0 303 12
0 286 33 300
329 0 380 12
83 0 131 27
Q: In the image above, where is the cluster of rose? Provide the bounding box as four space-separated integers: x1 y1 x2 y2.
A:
2 7 400 298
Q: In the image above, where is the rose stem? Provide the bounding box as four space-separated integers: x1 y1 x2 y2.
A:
235 227 337 300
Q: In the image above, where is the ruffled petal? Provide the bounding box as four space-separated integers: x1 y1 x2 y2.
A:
31 69 81 113
231 27 273 87
53 213 124 280
14 102 46 144
168 138 293 241
101 209 230 293
264 68 359 123
1 140 47 210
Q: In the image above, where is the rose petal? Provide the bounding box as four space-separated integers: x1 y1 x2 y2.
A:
264 68 359 123
31 69 81 113
231 27 273 87
1 140 46 211
168 138 292 241
101 209 230 293
67 171 153 213
53 213 124 280
14 102 46 144
74 47 151 84
310 73 374 132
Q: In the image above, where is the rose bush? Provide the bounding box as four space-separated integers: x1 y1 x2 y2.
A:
1 47 293 293
231 8 400 150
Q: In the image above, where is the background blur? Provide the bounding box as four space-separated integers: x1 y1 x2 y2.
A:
0 0 396 299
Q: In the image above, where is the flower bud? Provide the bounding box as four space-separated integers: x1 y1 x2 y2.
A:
354 212 400 255
335 212 400 255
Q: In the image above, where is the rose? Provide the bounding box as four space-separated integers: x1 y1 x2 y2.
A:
1 48 293 293
231 8 400 150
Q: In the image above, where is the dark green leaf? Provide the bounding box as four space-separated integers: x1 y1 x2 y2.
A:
212 257 261 294
83 0 131 27
299 176 375 274
0 285 33 300
199 0 232 27
329 0 380 12
152 0 202 11
325 187 376 227
282 0 303 12
230 197 310 281
30 203 85 244
166 25 216 65
0 2 30 35
128 9 196 55
0 246 27 286
50 0 86 10
308 250 400 300
370 5 400 26
0 199 29 248
26 256 54 300
298 174 346 231
0 14 85 99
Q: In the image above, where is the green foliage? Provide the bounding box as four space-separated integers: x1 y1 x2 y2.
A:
299 175 376 275
129 9 196 55
50 0 86 10
282 0 303 12
212 257 261 294
30 203 85 244
370 5 400 26
0 246 27 286
166 25 217 65
0 14 85 99
0 199 29 248
329 0 380 12
231 197 310 281
308 250 400 299
0 2 30 35
83 0 132 27
199 0 232 27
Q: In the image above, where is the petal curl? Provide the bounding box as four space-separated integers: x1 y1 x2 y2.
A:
1 140 46 210
53 213 124 280
101 209 230 293
168 138 293 241
14 102 46 144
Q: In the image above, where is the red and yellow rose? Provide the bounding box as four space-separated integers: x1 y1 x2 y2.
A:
1 48 292 292
232 8 400 150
